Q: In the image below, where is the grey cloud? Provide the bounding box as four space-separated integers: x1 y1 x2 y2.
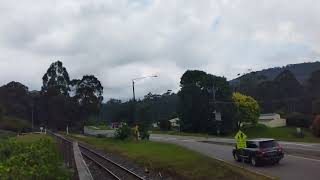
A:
0 0 319 100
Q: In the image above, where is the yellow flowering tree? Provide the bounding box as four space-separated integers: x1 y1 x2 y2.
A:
232 92 260 128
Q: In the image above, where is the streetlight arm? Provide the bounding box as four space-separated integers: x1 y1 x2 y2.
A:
132 75 158 81
131 74 158 125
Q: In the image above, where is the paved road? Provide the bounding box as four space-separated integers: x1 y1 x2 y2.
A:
151 134 320 180
151 134 320 154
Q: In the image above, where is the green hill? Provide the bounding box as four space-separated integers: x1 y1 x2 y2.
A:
231 61 320 84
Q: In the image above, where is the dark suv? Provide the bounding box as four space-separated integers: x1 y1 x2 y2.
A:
232 138 284 166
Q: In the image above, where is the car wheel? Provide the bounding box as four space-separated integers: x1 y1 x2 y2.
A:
233 153 241 162
250 156 258 166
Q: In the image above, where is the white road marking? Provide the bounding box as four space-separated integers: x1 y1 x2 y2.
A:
153 137 178 141
285 147 320 152
280 142 314 147
181 139 195 142
287 155 320 162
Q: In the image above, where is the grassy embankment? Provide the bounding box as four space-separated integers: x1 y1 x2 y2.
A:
0 130 15 140
70 134 273 180
152 124 320 143
0 133 71 179
240 124 320 143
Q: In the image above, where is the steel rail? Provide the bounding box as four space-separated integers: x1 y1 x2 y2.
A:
81 151 121 180
48 131 144 180
78 143 145 180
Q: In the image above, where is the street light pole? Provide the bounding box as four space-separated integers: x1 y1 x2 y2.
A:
132 75 158 102
131 75 158 124
132 80 136 102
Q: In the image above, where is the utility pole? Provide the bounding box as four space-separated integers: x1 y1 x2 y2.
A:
31 103 34 132
210 79 221 135
212 83 216 105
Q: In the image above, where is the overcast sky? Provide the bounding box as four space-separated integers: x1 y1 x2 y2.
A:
0 0 319 101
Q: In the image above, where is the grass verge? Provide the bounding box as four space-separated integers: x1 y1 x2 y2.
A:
151 130 213 138
70 134 273 180
0 116 31 132
0 130 15 140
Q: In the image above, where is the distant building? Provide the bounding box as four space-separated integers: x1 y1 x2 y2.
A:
152 122 158 128
169 118 180 128
259 113 286 128
111 122 120 129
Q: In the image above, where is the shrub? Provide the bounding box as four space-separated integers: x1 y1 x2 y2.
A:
311 115 320 137
138 125 150 140
0 137 70 179
286 112 312 128
114 124 133 140
159 120 172 131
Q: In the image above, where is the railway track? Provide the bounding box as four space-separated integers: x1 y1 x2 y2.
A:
78 143 145 180
48 131 145 180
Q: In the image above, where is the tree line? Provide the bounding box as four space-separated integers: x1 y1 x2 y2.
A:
235 69 320 127
2 60 319 135
104 68 320 135
103 70 260 135
101 90 178 127
0 61 103 131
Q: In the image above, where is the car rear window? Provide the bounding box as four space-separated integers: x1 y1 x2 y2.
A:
259 140 278 148
246 141 258 148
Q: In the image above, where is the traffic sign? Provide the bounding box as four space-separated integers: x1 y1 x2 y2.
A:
235 130 247 149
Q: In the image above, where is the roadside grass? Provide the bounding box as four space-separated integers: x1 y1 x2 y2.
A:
0 116 31 132
151 130 213 138
0 129 15 140
14 133 48 143
70 134 272 180
0 134 71 179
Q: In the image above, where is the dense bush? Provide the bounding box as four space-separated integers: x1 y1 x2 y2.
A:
0 137 70 179
114 124 133 140
138 125 150 140
85 116 107 126
286 112 312 128
159 120 172 131
311 115 320 137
